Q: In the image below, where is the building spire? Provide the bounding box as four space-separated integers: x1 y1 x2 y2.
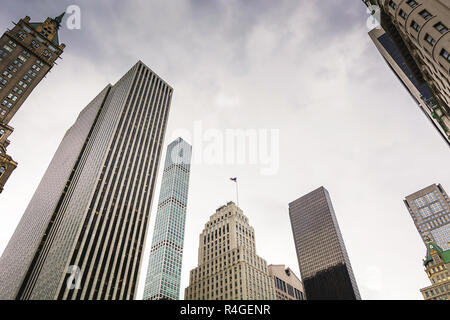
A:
53 12 65 28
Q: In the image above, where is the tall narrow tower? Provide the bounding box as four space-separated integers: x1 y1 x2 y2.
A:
0 14 66 193
0 61 172 300
289 187 361 300
185 202 276 300
143 137 192 300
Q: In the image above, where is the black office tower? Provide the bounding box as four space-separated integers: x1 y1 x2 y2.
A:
289 187 361 300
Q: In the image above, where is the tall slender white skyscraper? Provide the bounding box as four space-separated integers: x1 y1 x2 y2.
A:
143 137 192 300
0 61 173 300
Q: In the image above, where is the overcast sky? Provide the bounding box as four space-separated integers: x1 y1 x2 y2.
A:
0 0 449 300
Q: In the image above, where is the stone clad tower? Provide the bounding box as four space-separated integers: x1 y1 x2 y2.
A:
0 14 66 192
185 202 276 300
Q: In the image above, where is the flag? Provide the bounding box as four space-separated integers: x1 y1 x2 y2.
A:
230 177 237 182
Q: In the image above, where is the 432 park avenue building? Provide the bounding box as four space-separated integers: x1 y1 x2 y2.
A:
143 137 192 300
0 14 65 193
185 202 276 300
0 61 172 300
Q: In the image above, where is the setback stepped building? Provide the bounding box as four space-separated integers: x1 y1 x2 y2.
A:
185 202 276 300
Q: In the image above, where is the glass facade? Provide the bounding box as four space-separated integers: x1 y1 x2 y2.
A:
289 186 361 300
404 184 450 250
143 138 192 300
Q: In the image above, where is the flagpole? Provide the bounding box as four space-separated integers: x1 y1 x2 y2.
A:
236 181 239 207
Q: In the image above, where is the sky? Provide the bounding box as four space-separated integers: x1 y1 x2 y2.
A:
0 0 449 300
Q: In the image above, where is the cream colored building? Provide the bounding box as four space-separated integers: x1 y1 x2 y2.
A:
184 202 276 300
364 0 450 145
268 265 305 300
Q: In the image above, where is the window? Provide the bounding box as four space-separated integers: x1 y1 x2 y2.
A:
441 48 450 62
406 0 419 8
30 40 39 48
434 22 449 34
17 31 27 40
389 1 397 9
411 20 421 31
3 45 13 52
399 9 407 19
430 202 443 213
420 10 432 20
43 50 52 59
0 166 5 177
419 207 432 218
425 34 436 46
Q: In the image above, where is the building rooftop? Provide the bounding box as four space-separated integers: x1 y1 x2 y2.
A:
424 241 450 266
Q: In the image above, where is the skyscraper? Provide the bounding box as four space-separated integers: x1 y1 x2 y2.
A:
363 0 450 147
185 202 276 300
0 14 66 193
404 184 450 250
368 27 450 145
143 137 192 300
0 61 172 300
289 187 361 300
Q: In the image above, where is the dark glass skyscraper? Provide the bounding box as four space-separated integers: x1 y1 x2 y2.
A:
0 61 172 300
143 137 192 300
289 187 361 300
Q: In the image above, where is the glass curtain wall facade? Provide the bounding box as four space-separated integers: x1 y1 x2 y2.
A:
289 187 361 300
143 137 192 300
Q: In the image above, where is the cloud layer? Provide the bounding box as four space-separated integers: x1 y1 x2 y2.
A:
0 0 449 300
